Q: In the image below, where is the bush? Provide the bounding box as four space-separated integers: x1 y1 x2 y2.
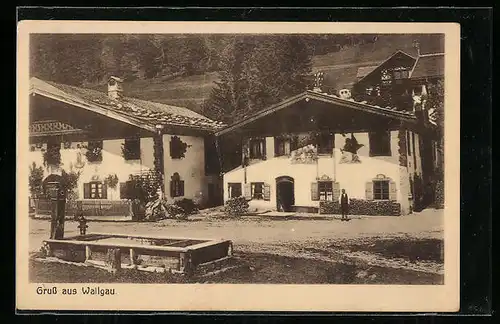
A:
224 196 249 216
145 198 168 221
164 198 198 220
174 198 198 215
165 203 187 220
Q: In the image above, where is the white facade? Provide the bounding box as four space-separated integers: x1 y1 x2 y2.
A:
29 134 212 205
223 130 411 214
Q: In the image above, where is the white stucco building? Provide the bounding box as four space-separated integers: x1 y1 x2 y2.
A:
216 90 438 216
28 76 224 217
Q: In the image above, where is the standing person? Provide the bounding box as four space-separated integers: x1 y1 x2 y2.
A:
339 189 350 221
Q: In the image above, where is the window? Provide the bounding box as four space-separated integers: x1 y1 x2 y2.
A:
249 138 265 159
275 137 292 156
394 69 409 80
86 140 103 162
316 132 334 155
119 182 128 199
373 180 390 200
369 131 391 156
228 183 242 198
251 182 264 200
381 69 392 85
170 136 188 159
170 172 184 197
318 181 333 201
84 181 107 199
123 138 141 160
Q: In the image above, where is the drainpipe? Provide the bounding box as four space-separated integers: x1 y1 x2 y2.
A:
154 124 165 199
333 134 337 182
243 136 247 184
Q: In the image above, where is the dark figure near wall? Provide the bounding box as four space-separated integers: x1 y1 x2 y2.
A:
339 189 350 221
77 215 88 236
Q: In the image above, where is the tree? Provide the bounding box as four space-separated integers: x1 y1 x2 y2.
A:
60 169 81 201
202 35 312 124
426 78 444 134
104 174 119 200
179 36 208 75
242 36 312 117
200 37 253 123
29 163 45 198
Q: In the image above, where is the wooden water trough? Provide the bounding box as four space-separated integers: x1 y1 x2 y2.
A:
41 232 234 276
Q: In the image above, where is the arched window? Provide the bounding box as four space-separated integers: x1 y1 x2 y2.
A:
170 172 184 197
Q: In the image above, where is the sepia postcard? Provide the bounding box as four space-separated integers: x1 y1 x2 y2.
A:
16 20 460 312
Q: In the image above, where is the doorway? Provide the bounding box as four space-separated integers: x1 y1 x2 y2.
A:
276 176 295 212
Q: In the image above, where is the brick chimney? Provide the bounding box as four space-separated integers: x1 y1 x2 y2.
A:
107 76 124 100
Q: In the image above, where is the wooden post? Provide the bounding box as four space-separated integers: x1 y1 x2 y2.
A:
129 248 137 266
228 242 233 257
179 251 193 275
85 245 92 262
105 248 121 274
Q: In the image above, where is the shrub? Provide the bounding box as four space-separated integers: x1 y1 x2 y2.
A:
175 198 198 215
145 198 168 221
29 162 45 198
164 198 198 220
224 196 249 216
165 203 187 220
60 169 81 201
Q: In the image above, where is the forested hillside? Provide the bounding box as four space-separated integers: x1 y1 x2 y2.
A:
30 34 443 123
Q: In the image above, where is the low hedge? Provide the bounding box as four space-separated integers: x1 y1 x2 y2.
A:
224 196 249 216
319 199 401 216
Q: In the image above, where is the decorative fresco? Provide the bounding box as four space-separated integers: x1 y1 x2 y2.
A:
339 133 364 164
290 144 318 164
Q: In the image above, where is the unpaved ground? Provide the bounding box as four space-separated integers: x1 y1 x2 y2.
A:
28 209 444 277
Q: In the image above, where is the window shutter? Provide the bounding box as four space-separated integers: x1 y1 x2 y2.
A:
389 180 397 201
83 183 90 199
101 183 108 199
169 181 174 197
311 182 319 201
365 181 374 200
119 182 127 199
291 136 299 151
263 183 271 201
332 182 341 201
179 181 185 196
244 183 252 200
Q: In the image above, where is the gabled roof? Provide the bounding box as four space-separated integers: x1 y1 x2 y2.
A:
215 89 417 136
355 50 417 85
409 53 445 80
356 65 378 79
30 77 226 133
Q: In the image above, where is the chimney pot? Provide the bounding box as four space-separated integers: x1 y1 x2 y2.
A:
108 76 124 100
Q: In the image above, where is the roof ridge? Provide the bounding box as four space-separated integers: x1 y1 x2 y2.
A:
419 52 445 57
31 77 227 131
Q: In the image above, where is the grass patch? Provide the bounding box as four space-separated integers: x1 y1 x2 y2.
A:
334 238 444 264
30 250 443 285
